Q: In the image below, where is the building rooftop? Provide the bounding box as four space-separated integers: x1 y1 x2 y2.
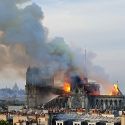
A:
54 113 121 123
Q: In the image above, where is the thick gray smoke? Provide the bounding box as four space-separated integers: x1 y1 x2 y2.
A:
72 50 113 92
0 0 112 92
0 0 73 76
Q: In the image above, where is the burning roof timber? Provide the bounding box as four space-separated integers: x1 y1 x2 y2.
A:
26 66 123 97
26 66 100 94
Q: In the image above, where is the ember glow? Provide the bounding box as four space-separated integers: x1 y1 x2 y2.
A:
63 82 71 93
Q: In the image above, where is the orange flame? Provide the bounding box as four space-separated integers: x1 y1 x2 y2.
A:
63 82 71 93
110 84 119 95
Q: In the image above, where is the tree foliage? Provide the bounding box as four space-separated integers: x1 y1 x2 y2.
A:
0 120 10 125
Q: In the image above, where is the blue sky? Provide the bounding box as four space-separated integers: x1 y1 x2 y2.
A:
32 0 125 92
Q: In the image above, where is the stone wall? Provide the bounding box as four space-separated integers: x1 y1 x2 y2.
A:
89 95 125 110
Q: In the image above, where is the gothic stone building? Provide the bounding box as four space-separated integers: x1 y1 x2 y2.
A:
26 67 125 110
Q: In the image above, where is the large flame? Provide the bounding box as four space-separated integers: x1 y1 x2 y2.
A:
63 82 71 93
110 84 119 95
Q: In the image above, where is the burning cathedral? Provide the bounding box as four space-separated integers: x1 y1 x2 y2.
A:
26 66 125 111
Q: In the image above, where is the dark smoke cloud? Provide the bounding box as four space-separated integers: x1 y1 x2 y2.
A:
0 0 112 92
0 0 73 77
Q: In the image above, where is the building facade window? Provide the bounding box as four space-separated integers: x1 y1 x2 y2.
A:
56 121 64 125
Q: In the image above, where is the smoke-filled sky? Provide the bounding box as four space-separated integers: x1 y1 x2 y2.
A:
32 0 125 93
0 0 124 93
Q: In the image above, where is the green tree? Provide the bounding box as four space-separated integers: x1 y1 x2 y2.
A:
0 120 10 125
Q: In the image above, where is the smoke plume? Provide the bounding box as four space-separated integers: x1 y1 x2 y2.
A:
0 0 112 93
0 0 72 75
